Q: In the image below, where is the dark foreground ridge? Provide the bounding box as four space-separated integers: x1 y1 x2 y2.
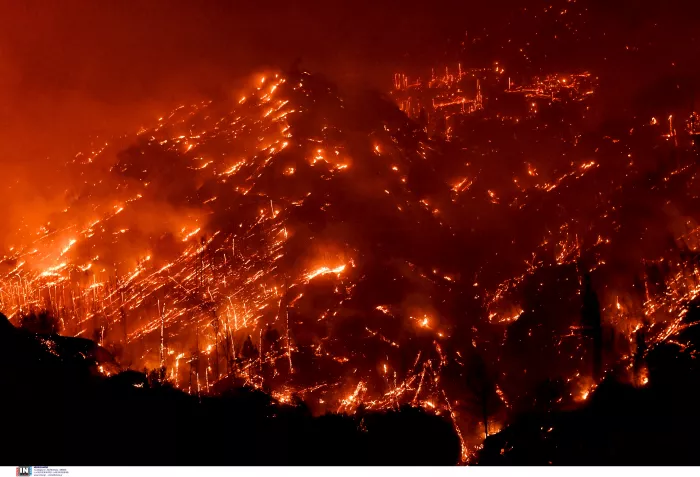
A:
478 302 700 465
0 313 460 465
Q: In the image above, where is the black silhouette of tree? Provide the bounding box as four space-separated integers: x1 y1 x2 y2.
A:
581 273 603 381
241 335 259 361
634 323 648 383
147 366 168 387
465 353 499 438
263 324 281 352
418 108 428 132
107 342 124 362
19 310 62 335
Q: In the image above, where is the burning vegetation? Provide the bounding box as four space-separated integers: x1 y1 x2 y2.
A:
3 52 700 463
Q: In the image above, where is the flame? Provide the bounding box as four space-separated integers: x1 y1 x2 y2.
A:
305 264 347 281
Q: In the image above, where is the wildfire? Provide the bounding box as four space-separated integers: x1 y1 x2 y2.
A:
2 62 698 465
305 264 347 281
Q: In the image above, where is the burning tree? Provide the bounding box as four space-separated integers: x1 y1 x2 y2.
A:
3 62 700 459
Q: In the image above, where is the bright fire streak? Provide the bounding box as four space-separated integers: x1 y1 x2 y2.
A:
40 263 67 277
305 264 346 281
61 239 77 256
182 228 201 242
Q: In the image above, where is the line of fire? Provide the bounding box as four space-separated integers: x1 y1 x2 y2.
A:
4 50 700 465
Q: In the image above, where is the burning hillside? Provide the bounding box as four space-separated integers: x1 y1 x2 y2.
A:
3 65 700 461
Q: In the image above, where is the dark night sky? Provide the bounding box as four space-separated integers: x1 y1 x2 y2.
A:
1 0 699 184
0 1 480 174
